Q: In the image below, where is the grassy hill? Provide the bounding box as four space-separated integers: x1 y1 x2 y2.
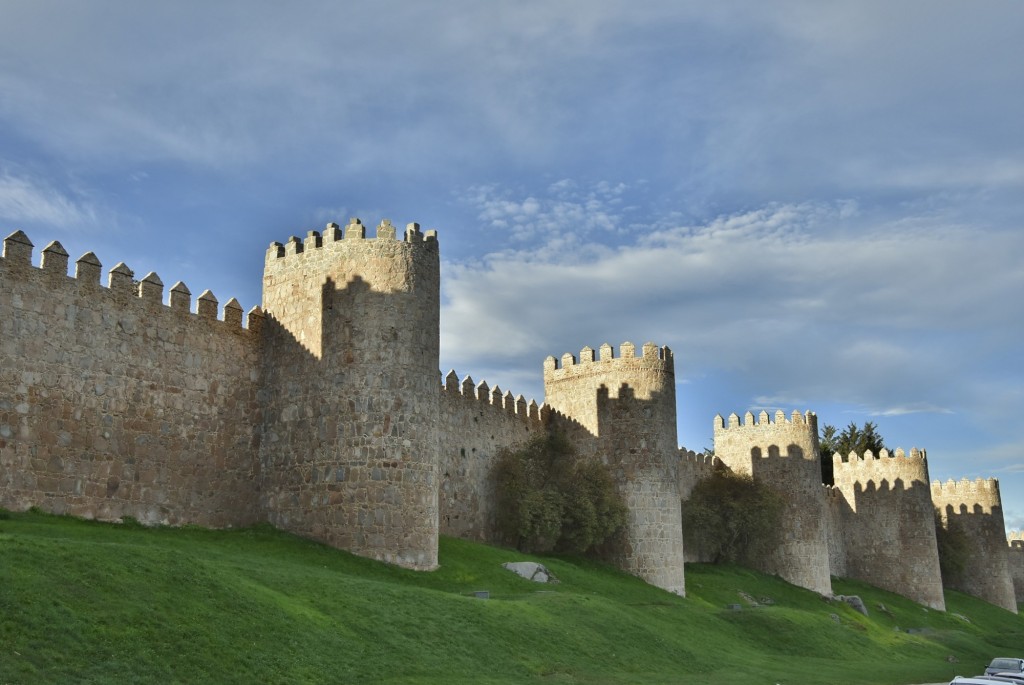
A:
1 508 1020 685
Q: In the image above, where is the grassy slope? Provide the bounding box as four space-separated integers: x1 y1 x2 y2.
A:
1 510 1020 685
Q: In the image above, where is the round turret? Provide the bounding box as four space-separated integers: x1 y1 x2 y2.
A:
712 409 831 595
259 219 441 570
932 478 1017 613
831 449 944 610
543 342 685 595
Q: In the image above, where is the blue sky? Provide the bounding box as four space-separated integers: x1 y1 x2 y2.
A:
2 1 1022 529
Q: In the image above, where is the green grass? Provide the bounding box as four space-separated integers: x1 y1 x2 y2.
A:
1 509 1020 685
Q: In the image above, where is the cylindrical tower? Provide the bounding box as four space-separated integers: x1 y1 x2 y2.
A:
832 448 944 610
1008 533 1024 605
543 342 685 595
932 478 1017 613
259 219 440 570
713 410 832 595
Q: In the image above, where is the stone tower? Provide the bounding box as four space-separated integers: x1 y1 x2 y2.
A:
543 342 686 595
1008 532 1024 605
831 448 944 610
259 219 441 570
713 410 831 595
932 478 1018 613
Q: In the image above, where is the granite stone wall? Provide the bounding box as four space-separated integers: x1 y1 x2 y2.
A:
677 448 719 563
0 231 262 527
1008 533 1024 605
543 342 686 596
437 370 543 541
824 486 849 578
831 449 945 610
932 478 1018 613
258 220 441 570
713 410 832 595
6 221 1021 607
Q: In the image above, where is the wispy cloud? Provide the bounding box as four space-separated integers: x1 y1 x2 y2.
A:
461 180 632 244
443 188 1024 427
0 171 99 228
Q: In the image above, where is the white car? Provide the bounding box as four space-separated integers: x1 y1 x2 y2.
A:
951 677 1024 685
990 675 1024 685
987 659 1024 677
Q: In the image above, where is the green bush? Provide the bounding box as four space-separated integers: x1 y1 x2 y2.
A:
681 467 784 564
493 432 627 554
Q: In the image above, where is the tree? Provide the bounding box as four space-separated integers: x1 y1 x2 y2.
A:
819 421 888 485
680 466 785 565
492 432 627 554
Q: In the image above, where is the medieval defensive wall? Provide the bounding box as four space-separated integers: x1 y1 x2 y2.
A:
932 478 1018 612
1009 531 1024 604
438 369 543 542
0 230 263 528
830 448 944 610
2 225 1021 612
712 410 832 596
543 343 686 595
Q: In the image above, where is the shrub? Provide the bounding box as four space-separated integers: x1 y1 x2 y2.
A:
681 467 784 564
493 432 627 554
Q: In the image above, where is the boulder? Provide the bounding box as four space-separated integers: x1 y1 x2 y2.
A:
502 561 556 583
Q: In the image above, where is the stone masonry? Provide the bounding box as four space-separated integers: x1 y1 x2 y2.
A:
543 343 686 596
830 449 944 610
0 231 262 527
932 478 1018 613
2 225 1021 610
1009 532 1024 604
712 410 832 596
258 219 441 570
437 370 543 541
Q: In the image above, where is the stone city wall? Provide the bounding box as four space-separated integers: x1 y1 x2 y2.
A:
7 220 1024 609
543 342 686 595
831 448 944 610
824 485 849 578
258 219 441 571
0 231 262 527
932 478 1018 613
713 410 832 595
438 370 543 541
678 448 720 563
1008 532 1024 605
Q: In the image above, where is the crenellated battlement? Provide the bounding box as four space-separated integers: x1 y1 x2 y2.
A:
832 447 930 491
543 341 673 377
6 215 1021 607
712 409 820 467
678 448 717 468
713 409 817 431
677 448 722 501
2 231 263 333
265 218 438 263
932 476 1017 611
441 369 543 426
711 406 830 595
931 477 1004 515
932 476 1001 497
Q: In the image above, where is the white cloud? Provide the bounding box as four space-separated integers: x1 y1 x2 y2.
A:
442 189 1024 425
462 182 633 244
0 172 99 228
